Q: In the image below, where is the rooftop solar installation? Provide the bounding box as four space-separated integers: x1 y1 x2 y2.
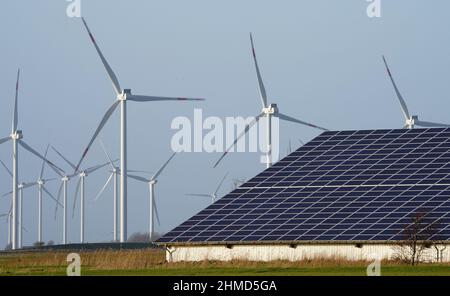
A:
158 128 450 244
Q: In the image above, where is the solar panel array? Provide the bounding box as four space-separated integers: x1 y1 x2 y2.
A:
158 128 450 244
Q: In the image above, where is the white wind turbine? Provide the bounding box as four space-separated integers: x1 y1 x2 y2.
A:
74 18 204 243
94 141 120 242
94 141 147 242
50 152 79 245
214 34 327 168
1 160 61 248
52 146 109 243
186 172 229 204
127 151 177 242
0 69 63 250
382 56 450 129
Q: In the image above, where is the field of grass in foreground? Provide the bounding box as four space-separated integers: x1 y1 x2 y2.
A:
0 249 449 276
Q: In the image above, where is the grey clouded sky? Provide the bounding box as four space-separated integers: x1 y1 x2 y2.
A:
0 0 449 246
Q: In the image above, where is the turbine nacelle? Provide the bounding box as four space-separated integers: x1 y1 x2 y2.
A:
37 180 45 186
10 130 23 140
149 179 157 185
117 89 132 101
405 115 419 129
262 103 278 115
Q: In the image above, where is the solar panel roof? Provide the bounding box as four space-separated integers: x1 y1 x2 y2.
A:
158 128 450 244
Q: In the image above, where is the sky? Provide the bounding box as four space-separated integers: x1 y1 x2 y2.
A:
0 0 449 247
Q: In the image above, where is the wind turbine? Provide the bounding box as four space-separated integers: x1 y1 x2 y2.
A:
52 146 109 243
382 56 450 129
186 172 229 204
50 150 78 245
128 151 177 242
74 18 204 242
94 141 119 242
0 69 62 249
1 161 60 248
214 34 327 169
94 141 149 242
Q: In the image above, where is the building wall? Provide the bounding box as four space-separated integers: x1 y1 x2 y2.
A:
166 244 450 263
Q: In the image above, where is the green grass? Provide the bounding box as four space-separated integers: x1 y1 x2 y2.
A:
3 264 449 276
0 250 449 276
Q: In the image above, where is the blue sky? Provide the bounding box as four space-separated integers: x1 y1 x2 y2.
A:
0 0 449 246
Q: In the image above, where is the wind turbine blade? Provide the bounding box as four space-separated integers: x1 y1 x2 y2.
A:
85 161 110 174
0 137 10 145
277 112 328 131
128 170 153 174
152 151 177 180
43 186 63 207
214 172 229 195
214 112 264 168
415 120 450 128
39 144 50 180
18 140 64 173
153 200 161 226
22 181 39 190
12 69 20 133
93 173 113 202
0 160 13 178
51 146 77 171
127 95 204 102
185 193 213 198
54 182 64 219
81 17 122 95
127 174 149 183
99 139 115 171
250 33 268 108
75 100 120 172
382 55 411 120
2 191 12 197
72 178 81 218
0 214 7 218
43 177 57 183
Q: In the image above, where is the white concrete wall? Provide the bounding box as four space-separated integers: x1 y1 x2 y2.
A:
166 244 450 263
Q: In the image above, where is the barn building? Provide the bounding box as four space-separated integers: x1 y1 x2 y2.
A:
157 128 450 262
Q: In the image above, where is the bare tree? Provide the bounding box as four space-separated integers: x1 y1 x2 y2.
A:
394 211 440 265
434 244 447 263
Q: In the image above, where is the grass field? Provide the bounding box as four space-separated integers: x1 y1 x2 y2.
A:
0 249 449 276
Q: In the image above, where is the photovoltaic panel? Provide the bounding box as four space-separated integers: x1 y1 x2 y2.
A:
158 128 450 244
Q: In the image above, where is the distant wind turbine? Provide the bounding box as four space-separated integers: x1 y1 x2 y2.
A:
50 148 79 245
187 172 229 204
94 140 148 242
1 159 61 248
128 151 177 242
74 18 204 242
214 34 327 168
382 56 450 129
0 70 62 249
52 146 109 243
